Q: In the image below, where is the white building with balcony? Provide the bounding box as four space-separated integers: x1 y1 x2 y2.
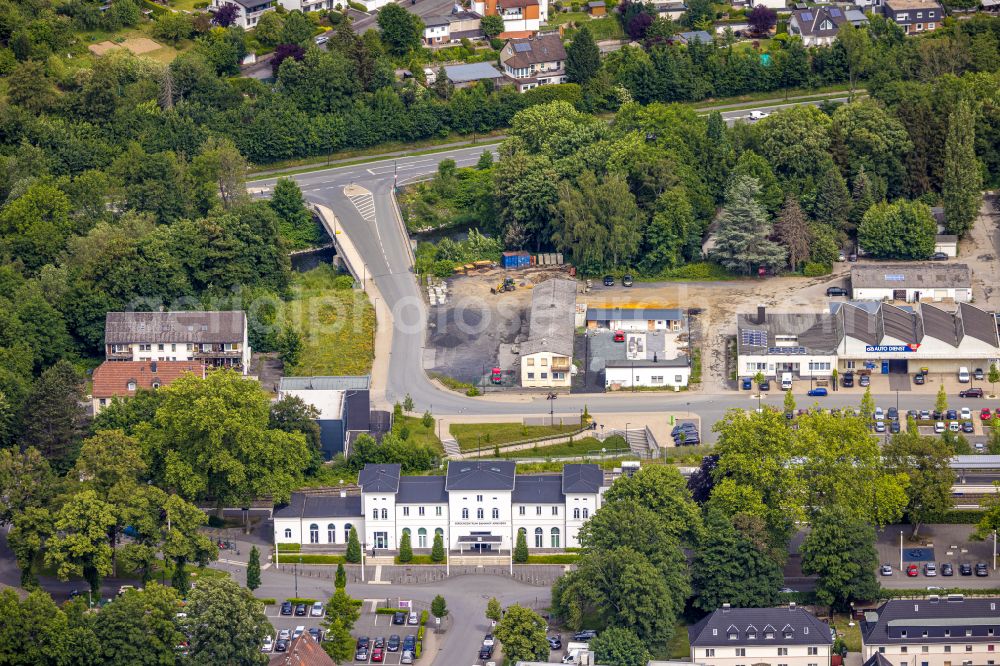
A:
104 311 250 373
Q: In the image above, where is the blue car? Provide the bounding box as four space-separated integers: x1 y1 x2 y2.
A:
741 377 753 390
807 387 828 397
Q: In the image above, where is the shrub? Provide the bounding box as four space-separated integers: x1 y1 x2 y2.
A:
279 554 345 564
420 610 428 625
332 274 355 289
284 597 318 605
376 607 410 615
803 262 832 276
207 515 225 528
348 0 367 10
255 597 277 605
465 387 481 396
277 543 301 552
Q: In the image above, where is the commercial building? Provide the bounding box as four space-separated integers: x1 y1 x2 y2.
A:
605 358 691 389
499 33 568 92
277 376 379 459
850 264 972 303
861 596 1000 666
689 605 834 666
586 307 685 332
520 279 577 388
737 302 1000 378
273 462 606 553
91 360 205 414
104 311 251 373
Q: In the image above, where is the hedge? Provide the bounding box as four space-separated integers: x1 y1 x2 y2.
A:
934 510 986 524
526 554 580 564
277 554 345 564
882 588 1000 598
420 610 428 625
141 0 169 15
277 543 302 553
394 555 438 565
256 598 277 605
285 598 318 605
375 607 410 615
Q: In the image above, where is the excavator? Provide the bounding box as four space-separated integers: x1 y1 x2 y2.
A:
490 277 516 294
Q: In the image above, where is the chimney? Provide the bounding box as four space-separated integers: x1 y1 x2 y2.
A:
789 602 796 610
757 305 766 325
722 603 731 612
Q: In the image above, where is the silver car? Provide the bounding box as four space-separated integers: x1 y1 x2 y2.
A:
401 649 414 664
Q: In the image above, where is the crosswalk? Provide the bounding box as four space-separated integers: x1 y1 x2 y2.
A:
349 192 376 223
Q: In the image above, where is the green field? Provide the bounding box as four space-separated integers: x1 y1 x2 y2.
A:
284 266 375 377
547 12 625 40
398 415 444 454
503 436 631 460
450 422 583 451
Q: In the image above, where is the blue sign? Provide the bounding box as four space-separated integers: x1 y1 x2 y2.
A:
865 344 921 353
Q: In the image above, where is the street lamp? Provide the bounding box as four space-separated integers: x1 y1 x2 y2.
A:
547 393 557 426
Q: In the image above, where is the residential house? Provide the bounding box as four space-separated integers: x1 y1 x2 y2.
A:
881 0 942 33
519 278 577 388
423 16 452 44
654 0 688 19
268 633 335 666
273 462 606 552
789 6 866 46
861 595 1000 666
443 62 506 88
689 604 834 666
850 264 972 303
471 0 549 37
104 311 251 373
499 33 568 92
605 358 692 389
91 360 205 414
210 0 274 28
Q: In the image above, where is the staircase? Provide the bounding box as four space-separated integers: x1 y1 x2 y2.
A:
441 437 460 457
605 428 651 457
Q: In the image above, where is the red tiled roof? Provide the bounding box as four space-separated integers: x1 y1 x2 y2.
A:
92 361 205 399
268 635 336 666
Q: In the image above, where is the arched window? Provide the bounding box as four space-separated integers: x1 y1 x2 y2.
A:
491 508 499 519
344 523 353 543
573 508 580 519
401 527 410 546
284 528 292 539
582 508 589 519
373 508 379 519
418 528 427 548
477 508 484 520
534 527 543 548
462 508 469 520
327 523 336 543
381 508 388 520
550 527 560 549
309 523 319 544
435 527 444 538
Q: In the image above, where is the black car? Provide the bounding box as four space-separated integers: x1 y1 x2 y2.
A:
392 612 406 625
275 639 289 653
977 562 990 577
826 286 848 297
941 563 954 576
308 627 321 642
603 275 614 286
388 635 401 652
357 637 370 650
479 645 494 660
573 630 598 641
930 252 949 261
859 374 870 387
842 372 854 388
889 420 900 433
759 379 771 391
906 409 918 420
742 377 753 390
946 409 958 420
622 274 634 287
960 388 985 398
280 601 293 616
933 410 943 420
887 407 899 420
914 373 925 385
548 636 562 650
960 563 973 576
672 423 698 436
962 421 975 433
373 637 385 649
975 368 985 380
294 603 306 616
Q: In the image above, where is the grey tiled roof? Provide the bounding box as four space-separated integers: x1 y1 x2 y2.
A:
500 33 567 69
521 279 578 357
689 607 834 647
562 464 603 493
880 303 922 344
861 597 1000 646
105 311 246 344
445 461 516 491
737 312 843 355
920 303 962 346
358 464 401 493
605 358 690 368
512 475 564 503
273 492 362 519
396 476 448 503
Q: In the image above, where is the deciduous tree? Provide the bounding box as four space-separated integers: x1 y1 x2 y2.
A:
494 604 549 662
774 196 811 270
486 596 502 622
181 577 271 665
431 594 448 618
801 506 880 611
857 200 936 259
942 99 982 237
884 429 954 538
377 4 423 56
45 489 117 596
590 627 651 666
92 584 186 665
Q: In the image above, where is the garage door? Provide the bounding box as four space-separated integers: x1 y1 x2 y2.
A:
888 359 908 374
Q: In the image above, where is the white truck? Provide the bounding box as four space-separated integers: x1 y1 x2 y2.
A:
781 372 792 390
562 643 593 664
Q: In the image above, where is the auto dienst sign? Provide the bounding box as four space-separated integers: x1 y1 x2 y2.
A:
865 344 921 353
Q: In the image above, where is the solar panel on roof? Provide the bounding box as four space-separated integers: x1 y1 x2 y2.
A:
829 8 842 16
514 43 532 52
801 11 813 20
742 330 768 346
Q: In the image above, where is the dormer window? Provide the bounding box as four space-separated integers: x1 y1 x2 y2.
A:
127 381 136 391
946 630 951 637
765 631 774 640
729 632 738 640
966 629 973 637
902 631 907 638
784 630 793 639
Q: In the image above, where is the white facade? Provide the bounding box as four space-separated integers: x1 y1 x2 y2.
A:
853 285 972 303
211 0 274 28
605 362 691 388
740 353 839 379
423 22 450 44
521 351 573 388
749 0 787 8
690 607 834 666
448 488 515 550
692 644 831 666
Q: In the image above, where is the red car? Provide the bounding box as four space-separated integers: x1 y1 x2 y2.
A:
613 330 625 343
490 367 502 385
982 408 992 421
906 564 919 577
371 647 384 662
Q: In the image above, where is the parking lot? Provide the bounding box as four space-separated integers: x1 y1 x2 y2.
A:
351 599 429 664
262 600 328 655
875 523 999 589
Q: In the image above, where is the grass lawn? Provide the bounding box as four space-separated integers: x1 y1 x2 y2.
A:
831 613 862 653
665 620 691 659
502 436 631 460
547 12 625 40
450 422 583 451
398 415 444 454
283 265 375 377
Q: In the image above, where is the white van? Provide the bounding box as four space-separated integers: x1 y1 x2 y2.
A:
781 372 793 390
958 367 970 383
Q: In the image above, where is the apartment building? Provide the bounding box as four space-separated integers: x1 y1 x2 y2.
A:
689 605 834 666
104 311 250 373
861 596 1000 666
472 0 550 38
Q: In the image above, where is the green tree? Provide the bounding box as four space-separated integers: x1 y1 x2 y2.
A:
486 596 502 623
731 150 784 213
7 506 53 588
0 447 56 527
493 604 549 662
322 616 355 662
836 22 872 96
801 505 880 611
281 10 317 45
754 105 833 186
92 583 186 665
161 494 218 593
346 526 361 563
692 510 783 612
269 395 321 456
431 594 448 619
850 166 879 229
813 164 851 233
398 530 413 563
989 363 1000 397
784 388 796 415
0 589 98 665
377 4 423 55
936 384 948 414
269 178 321 248
590 627 651 666
712 176 787 275
247 546 261 591
254 11 286 47
0 180 74 272
18 361 86 472
45 489 117 596
421 410 434 428
857 200 936 259
860 386 875 421
181 577 270 665
514 528 529 563
600 465 702 545
480 14 504 39
335 562 347 588
640 186 692 273
884 429 954 538
566 26 600 84
774 196 811 270
276 326 303 368
326 587 361 631
941 99 982 237
431 530 445 562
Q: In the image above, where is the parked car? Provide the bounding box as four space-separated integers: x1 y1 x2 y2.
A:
356 646 369 661
906 564 919 577
949 422 961 432
548 636 562 650
371 647 384 662
401 650 414 664
483 634 495 648
890 420 901 433
874 421 886 433
874 407 885 421
859 374 870 387
622 274 634 287
275 639 289 653
975 368 985 380
880 564 893 576
962 421 975 433
960 563 973 576
573 630 599 641
403 635 417 652
977 562 990 577
934 421 946 434
672 423 698 436
906 409 918 420
261 636 273 653
388 635 401 652
946 409 958 420
849 253 858 262
280 601 293 616
308 627 321 642
983 408 994 421
826 286 848 297
292 626 305 640
887 407 899 420
924 563 937 576
748 110 770 120
479 645 493 660
407 612 418 625
613 330 625 343
843 372 854 387
742 377 753 390
393 612 406 625
961 407 973 420
278 629 291 641
837 252 846 262
920 410 931 420
294 603 306 616
373 637 385 649
807 387 828 397
942 563 954 576
602 275 614 287
357 637 370 650
759 379 771 391
914 372 925 385
961 387 984 398
933 410 943 420
931 252 949 261
310 601 324 617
